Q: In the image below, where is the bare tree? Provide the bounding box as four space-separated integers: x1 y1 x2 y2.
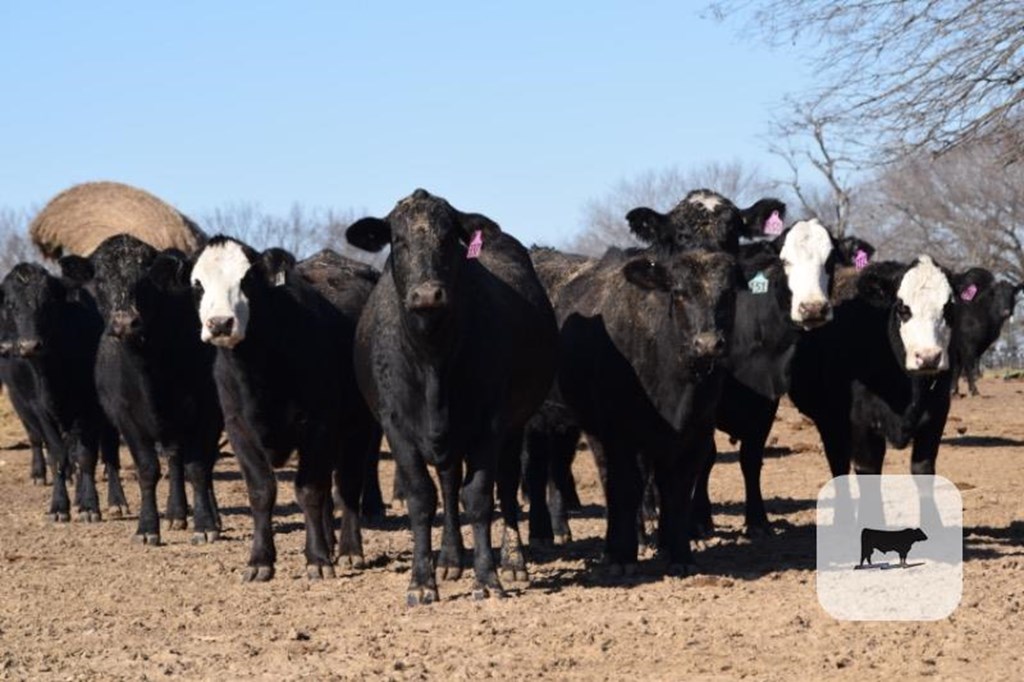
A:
0 207 42 274
571 161 776 255
860 134 1024 281
711 0 1024 163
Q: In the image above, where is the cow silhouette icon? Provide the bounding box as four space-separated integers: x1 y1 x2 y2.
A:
858 528 928 568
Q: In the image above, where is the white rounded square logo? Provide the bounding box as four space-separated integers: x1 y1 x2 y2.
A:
816 475 962 621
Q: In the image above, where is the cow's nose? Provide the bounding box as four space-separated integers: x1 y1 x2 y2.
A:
17 339 42 357
206 316 235 338
109 311 142 339
798 300 831 323
914 348 942 371
408 282 448 311
692 332 726 357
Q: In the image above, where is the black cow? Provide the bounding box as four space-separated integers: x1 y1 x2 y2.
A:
347 189 558 604
190 238 380 581
948 267 1022 396
860 527 927 567
531 244 737 575
0 263 127 521
61 235 224 545
790 257 957 478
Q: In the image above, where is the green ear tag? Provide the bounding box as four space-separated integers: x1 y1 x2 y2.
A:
748 271 769 294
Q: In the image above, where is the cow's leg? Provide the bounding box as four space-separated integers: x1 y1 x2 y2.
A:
39 418 71 523
601 436 642 576
359 431 386 521
122 430 162 545
524 425 554 546
100 424 129 518
462 447 503 599
29 436 46 486
739 400 780 535
548 428 580 544
229 423 277 581
968 360 982 397
498 428 528 585
437 462 465 580
335 424 371 569
164 446 188 530
72 429 102 523
185 440 220 545
295 442 335 580
690 442 715 539
397 444 439 605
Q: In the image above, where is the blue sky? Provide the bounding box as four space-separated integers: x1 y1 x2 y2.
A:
0 2 811 246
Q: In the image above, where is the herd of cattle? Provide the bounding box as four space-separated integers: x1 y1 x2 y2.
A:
1 186 1019 605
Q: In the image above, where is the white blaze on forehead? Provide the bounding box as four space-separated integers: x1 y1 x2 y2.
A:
896 256 953 371
779 219 834 325
687 191 723 212
191 241 252 348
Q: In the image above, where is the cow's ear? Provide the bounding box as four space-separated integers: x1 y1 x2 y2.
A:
739 198 787 237
457 212 502 243
258 248 296 287
835 236 876 266
149 249 192 292
59 255 95 287
622 257 671 291
346 218 392 252
625 207 668 243
856 262 903 307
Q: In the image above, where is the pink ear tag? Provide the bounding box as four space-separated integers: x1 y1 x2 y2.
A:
764 210 784 236
466 230 483 259
960 284 978 302
854 249 870 270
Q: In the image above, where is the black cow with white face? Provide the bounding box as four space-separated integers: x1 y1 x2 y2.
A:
347 189 558 604
948 267 1022 396
190 238 379 581
790 256 957 477
61 235 223 545
0 263 126 521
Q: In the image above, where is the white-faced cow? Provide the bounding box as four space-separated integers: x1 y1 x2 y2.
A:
346 189 558 604
948 267 1022 396
190 238 380 581
789 256 957 477
0 263 126 522
61 235 224 545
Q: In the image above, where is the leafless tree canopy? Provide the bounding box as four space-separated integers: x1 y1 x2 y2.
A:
0 208 43 275
711 0 1024 163
571 161 775 255
860 134 1024 282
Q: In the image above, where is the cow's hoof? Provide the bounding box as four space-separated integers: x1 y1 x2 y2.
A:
607 563 637 579
500 566 529 584
48 512 71 523
439 564 463 581
77 510 102 523
337 554 364 570
241 565 275 582
107 506 128 520
553 533 571 546
667 562 699 577
529 537 553 549
31 477 46 487
167 518 187 531
406 587 439 606
190 531 220 545
307 564 336 580
131 533 161 546
472 583 506 600
744 524 775 538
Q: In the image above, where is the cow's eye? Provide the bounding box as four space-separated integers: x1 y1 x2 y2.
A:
896 301 912 322
192 281 204 296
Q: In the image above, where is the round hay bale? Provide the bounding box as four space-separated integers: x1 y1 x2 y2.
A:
29 181 207 259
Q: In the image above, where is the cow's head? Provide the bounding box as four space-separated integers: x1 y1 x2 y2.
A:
621 248 737 369
0 263 72 358
770 218 839 329
189 236 296 348
347 189 501 327
626 189 786 254
858 256 954 373
952 267 1021 320
911 528 928 542
59 235 192 344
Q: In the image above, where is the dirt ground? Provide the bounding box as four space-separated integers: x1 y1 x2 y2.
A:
0 377 1022 681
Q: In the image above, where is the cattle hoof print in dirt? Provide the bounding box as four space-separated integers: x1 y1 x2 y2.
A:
406 587 439 606
241 565 274 582
190 531 220 545
131 533 161 546
167 518 188 531
76 510 102 523
306 564 336 580
47 512 70 523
